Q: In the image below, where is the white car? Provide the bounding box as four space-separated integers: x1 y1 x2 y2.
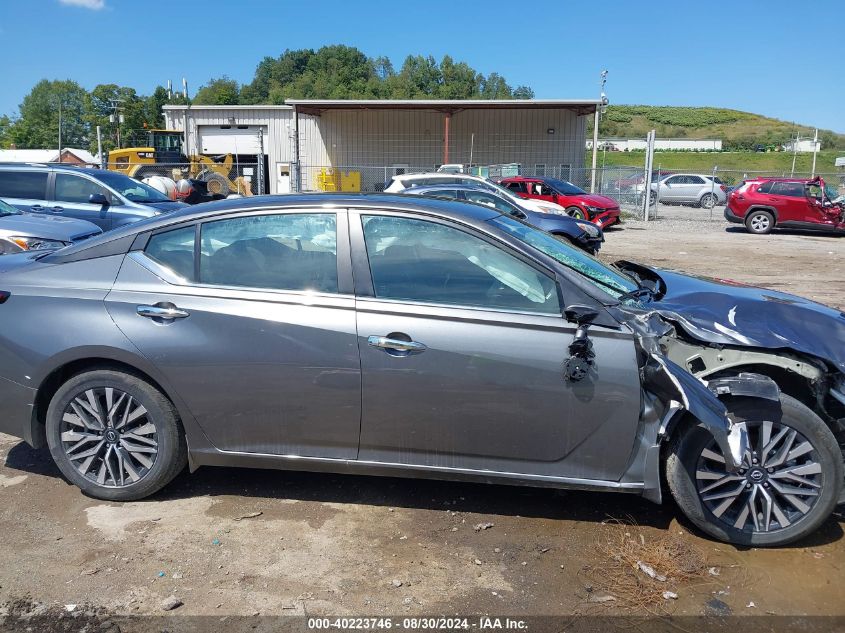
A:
385 172 569 216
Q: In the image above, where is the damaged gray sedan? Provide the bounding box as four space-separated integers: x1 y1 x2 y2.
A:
0 194 841 547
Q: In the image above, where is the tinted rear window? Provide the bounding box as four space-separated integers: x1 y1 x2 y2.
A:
0 171 48 199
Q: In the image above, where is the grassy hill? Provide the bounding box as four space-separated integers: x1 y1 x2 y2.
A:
590 105 845 152
592 150 843 180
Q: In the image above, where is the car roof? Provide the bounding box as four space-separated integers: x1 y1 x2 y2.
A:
394 172 485 181
47 193 504 261
405 184 505 194
0 162 96 173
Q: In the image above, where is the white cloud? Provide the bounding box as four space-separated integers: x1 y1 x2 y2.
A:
58 0 106 9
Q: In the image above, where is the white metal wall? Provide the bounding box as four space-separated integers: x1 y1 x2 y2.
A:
302 108 587 172
163 106 295 193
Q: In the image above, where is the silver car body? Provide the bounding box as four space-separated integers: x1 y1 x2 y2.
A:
0 194 754 504
651 173 727 206
0 198 101 253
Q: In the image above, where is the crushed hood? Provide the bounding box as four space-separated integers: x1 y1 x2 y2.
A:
620 262 845 374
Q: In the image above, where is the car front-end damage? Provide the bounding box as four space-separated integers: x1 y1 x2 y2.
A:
611 261 845 504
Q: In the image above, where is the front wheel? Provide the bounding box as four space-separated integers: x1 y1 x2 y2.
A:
45 369 188 501
666 394 843 546
565 206 586 220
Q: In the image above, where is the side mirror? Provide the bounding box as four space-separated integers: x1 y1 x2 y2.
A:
564 304 600 325
89 193 109 206
552 192 559 202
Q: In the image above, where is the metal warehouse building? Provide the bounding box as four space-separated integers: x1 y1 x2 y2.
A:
163 99 600 195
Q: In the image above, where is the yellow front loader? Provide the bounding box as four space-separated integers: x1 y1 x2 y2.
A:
107 130 252 196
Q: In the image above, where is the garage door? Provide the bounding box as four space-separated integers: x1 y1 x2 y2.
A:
198 126 266 155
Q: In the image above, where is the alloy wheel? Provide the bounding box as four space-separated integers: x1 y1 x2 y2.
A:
750 214 771 232
700 194 716 209
695 420 823 533
59 387 159 488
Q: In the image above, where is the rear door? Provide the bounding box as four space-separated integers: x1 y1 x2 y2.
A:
0 170 49 213
52 172 114 230
351 210 642 480
105 209 361 458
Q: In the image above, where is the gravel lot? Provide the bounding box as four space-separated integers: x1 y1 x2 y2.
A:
0 216 843 629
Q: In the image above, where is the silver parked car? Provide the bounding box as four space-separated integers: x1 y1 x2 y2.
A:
0 194 842 547
650 173 728 208
0 197 101 253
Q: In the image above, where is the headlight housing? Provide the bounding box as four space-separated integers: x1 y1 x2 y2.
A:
575 222 601 237
534 204 567 215
585 205 603 213
6 236 71 251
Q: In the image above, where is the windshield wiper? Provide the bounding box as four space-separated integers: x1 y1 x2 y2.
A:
616 287 655 303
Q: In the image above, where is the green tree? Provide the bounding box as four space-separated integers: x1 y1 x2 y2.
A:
194 76 240 105
479 73 512 99
512 85 535 99
0 115 11 148
437 55 481 99
9 79 90 149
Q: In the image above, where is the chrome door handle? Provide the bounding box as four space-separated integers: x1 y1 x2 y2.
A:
137 304 190 320
30 205 44 211
367 335 426 353
50 206 64 213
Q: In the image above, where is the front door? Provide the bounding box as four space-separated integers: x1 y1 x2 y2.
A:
351 211 642 480
105 210 361 458
52 172 113 230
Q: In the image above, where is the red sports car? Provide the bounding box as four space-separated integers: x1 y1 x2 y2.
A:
500 176 621 228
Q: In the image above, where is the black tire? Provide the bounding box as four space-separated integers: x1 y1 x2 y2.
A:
199 172 231 196
666 394 843 547
565 206 586 220
745 209 774 235
45 369 187 501
699 193 717 209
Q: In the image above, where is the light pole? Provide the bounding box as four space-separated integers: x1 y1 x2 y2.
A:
590 70 608 194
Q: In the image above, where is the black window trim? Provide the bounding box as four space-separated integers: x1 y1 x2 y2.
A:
348 208 564 317
133 208 353 296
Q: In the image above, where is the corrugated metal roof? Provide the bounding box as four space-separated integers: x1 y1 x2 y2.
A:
163 104 293 111
285 99 600 116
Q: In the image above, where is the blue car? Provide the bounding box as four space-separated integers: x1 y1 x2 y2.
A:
402 184 604 254
0 163 188 232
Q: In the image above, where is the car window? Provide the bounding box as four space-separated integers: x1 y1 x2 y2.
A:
463 190 515 214
55 174 109 204
199 213 338 293
427 189 458 199
756 181 773 194
504 181 525 193
529 182 553 196
361 215 560 314
771 182 805 197
688 176 705 184
145 226 196 280
0 171 48 199
664 176 682 185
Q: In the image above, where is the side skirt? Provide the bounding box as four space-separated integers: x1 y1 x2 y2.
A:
188 448 646 495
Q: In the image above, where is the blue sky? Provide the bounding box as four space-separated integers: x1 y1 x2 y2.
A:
1 0 843 132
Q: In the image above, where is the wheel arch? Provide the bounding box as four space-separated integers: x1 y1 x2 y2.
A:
746 204 778 221
30 351 203 452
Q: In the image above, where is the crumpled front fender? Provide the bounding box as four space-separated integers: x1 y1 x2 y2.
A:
644 353 748 470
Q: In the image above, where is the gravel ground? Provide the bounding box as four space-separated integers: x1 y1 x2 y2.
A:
0 215 843 629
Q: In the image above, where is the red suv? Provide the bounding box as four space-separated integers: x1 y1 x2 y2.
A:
499 176 621 228
726 177 844 235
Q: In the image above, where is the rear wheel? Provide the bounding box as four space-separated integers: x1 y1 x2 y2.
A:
45 370 187 501
699 193 717 209
745 209 774 234
666 394 843 546
565 206 586 220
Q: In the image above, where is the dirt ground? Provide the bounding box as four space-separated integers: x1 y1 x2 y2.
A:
0 216 843 629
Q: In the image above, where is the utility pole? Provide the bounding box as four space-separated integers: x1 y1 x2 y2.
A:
790 131 799 177
57 100 62 162
811 128 819 177
590 70 608 194
96 125 104 169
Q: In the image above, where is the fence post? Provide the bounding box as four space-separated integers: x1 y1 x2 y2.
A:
710 165 717 219
643 130 656 221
